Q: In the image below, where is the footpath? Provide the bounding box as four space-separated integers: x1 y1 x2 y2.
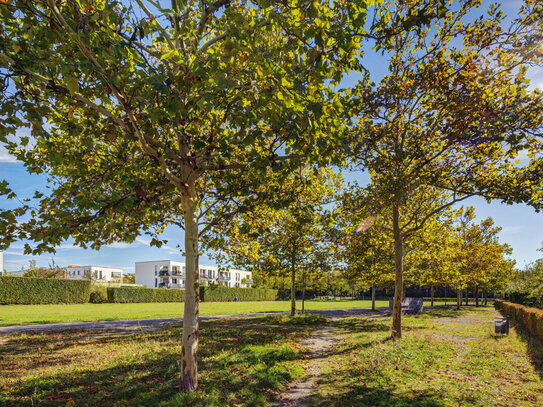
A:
0 307 389 334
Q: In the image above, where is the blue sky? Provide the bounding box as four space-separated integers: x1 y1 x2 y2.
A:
1 1 542 273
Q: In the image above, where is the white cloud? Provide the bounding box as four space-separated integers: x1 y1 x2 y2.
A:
106 242 135 249
135 236 179 254
500 225 525 234
3 250 26 256
0 145 17 163
527 66 543 91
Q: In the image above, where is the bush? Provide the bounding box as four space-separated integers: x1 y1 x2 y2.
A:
90 285 108 303
199 286 278 302
495 299 543 339
107 287 184 303
0 276 91 304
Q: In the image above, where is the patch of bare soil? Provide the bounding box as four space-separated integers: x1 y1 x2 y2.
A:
277 325 339 407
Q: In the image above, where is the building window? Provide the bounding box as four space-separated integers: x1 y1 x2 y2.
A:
77 270 80 275
155 270 157 276
155 278 157 287
173 278 177 284
182 266 186 272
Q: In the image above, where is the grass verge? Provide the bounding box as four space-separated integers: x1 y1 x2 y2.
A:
0 299 456 326
0 313 327 406
312 307 543 406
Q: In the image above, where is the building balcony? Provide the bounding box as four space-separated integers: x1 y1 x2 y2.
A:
159 272 184 277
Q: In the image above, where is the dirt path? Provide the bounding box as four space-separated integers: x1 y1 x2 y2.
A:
277 324 339 407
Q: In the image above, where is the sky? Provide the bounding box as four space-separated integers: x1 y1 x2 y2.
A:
0 1 542 274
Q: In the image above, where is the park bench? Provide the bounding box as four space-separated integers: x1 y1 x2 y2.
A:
388 297 424 314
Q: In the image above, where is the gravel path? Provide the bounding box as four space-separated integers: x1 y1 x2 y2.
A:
0 307 389 335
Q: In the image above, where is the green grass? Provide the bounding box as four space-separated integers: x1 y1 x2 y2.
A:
0 299 454 326
0 313 326 406
1 306 540 406
312 307 543 406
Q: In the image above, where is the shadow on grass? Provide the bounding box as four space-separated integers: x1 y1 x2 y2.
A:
308 381 452 407
0 314 324 406
496 315 543 381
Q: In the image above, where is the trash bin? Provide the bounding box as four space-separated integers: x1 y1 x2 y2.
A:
494 316 509 335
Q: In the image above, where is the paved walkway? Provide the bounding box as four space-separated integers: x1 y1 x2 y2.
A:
0 307 389 335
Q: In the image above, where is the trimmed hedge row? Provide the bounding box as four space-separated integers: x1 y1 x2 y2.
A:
495 299 543 338
200 286 278 302
0 276 91 304
107 287 185 303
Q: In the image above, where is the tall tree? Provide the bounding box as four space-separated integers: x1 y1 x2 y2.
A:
348 0 543 338
208 167 342 316
0 0 368 391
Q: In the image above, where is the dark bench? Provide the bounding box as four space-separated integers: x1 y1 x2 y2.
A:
388 297 424 314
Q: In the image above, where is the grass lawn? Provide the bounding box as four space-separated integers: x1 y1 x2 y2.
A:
0 313 325 406
312 307 543 406
1 307 540 406
0 299 454 326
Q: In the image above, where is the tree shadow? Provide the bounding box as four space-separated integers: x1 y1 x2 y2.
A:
0 315 324 406
494 316 543 381
308 381 453 407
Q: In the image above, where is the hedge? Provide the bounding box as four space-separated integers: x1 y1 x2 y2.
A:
495 299 543 339
0 276 91 304
199 286 278 302
107 287 185 303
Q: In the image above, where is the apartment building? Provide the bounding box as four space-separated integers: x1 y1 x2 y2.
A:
135 260 252 289
65 265 123 283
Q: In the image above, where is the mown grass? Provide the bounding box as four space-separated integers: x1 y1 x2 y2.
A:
0 299 456 327
0 313 327 406
313 307 543 406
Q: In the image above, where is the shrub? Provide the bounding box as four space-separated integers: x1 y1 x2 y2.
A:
90 285 108 303
494 299 543 339
0 276 91 304
107 287 184 303
199 286 278 302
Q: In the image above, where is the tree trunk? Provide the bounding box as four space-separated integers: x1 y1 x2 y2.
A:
483 291 488 306
456 290 461 311
431 286 435 307
444 287 447 305
465 291 469 306
180 194 199 392
301 269 306 314
290 251 296 317
391 202 403 339
475 286 480 307
372 284 376 311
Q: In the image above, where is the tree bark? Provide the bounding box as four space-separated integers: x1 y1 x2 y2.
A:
456 290 461 310
465 291 469 306
391 202 403 339
372 284 376 311
475 286 480 307
180 194 200 392
301 269 305 314
431 286 435 307
290 250 296 317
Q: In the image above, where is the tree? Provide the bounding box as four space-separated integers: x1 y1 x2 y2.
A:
0 0 369 391
347 1 543 338
453 207 514 307
208 167 342 316
334 185 394 310
123 273 136 284
22 259 65 278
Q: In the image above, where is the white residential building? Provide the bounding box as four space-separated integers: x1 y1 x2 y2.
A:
65 265 123 283
135 260 253 289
